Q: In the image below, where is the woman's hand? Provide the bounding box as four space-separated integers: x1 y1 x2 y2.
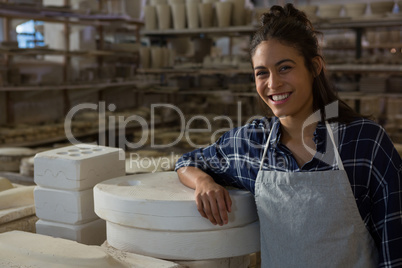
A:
177 166 232 226
195 177 232 226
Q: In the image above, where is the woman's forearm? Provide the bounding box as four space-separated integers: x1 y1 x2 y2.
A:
176 166 232 226
176 166 215 189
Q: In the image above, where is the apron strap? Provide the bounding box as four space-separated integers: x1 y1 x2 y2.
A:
258 120 344 171
259 121 276 171
325 121 344 171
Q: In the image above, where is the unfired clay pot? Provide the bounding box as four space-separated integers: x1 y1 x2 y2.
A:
318 4 342 18
144 5 157 30
230 0 245 26
151 47 163 68
140 46 151 68
344 3 367 18
198 2 213 28
215 1 232 27
156 4 172 30
171 3 186 29
186 0 200 29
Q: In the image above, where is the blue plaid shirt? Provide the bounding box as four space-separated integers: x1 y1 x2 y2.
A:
175 116 402 268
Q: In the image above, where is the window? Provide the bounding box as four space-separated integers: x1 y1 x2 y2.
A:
16 20 44 48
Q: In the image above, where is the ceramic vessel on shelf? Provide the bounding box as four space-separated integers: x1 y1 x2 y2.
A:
370 1 395 15
318 4 342 18
344 3 367 18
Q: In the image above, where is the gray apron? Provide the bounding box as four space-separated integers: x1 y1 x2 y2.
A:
255 121 378 267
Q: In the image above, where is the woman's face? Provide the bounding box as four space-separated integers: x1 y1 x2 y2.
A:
252 39 317 121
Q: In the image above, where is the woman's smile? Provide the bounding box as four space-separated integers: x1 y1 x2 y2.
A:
269 92 293 104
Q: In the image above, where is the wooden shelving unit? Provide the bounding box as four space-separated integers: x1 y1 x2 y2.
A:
139 14 402 135
0 1 144 128
140 16 402 81
0 80 145 92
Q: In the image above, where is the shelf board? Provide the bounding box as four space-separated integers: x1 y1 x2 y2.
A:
142 25 256 37
327 64 402 73
0 116 176 148
364 43 402 49
137 68 253 75
137 68 198 74
0 130 99 148
0 48 139 57
139 87 401 98
1 64 398 92
0 2 144 26
324 43 402 50
0 80 142 92
316 17 402 29
337 91 402 98
142 17 402 37
139 64 401 75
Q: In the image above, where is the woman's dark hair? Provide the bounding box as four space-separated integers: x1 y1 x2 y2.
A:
250 3 365 124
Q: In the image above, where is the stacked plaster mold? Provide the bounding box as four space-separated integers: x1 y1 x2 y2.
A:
33 144 125 245
94 171 261 266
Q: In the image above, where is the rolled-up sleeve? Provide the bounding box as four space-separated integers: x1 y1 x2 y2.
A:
174 131 242 188
175 118 271 191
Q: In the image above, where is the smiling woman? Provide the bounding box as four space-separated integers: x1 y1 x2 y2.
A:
252 41 316 122
175 3 402 268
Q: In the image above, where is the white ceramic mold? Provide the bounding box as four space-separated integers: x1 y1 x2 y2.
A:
106 220 260 261
0 231 182 268
35 218 106 246
34 186 98 224
94 171 258 231
34 144 125 191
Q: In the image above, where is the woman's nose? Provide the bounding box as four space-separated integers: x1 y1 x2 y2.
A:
268 73 282 89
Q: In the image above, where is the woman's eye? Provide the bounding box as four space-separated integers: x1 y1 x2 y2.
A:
279 66 291 72
256 71 268 77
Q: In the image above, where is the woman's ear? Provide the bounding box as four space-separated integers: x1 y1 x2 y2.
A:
312 56 323 77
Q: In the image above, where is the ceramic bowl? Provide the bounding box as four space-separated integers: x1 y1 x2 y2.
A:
318 4 343 18
150 0 167 5
370 1 395 15
298 5 318 18
344 3 367 18
168 0 184 4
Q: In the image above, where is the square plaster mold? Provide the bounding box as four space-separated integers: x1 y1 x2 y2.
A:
34 186 98 224
36 218 106 246
34 144 125 191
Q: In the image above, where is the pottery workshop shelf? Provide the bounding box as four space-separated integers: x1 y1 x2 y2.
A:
142 25 256 37
0 129 98 149
316 17 402 30
0 48 139 57
324 43 402 50
327 64 402 74
0 111 177 148
0 81 145 92
138 64 402 77
0 1 143 86
137 68 253 75
142 18 402 37
0 2 143 26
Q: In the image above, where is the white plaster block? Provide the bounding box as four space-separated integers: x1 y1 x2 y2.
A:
94 171 258 231
35 219 106 246
0 231 183 268
101 241 184 268
106 221 260 261
34 144 125 191
0 185 35 210
34 186 98 224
